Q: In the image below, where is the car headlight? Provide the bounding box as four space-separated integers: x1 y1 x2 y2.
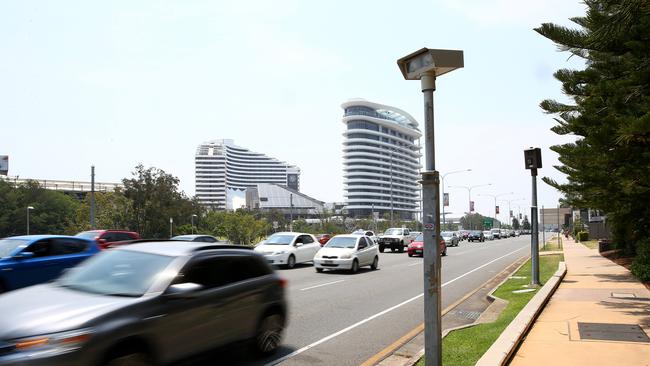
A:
272 251 286 255
340 253 352 259
12 329 93 353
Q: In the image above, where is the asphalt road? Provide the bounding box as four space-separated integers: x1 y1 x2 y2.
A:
200 235 531 366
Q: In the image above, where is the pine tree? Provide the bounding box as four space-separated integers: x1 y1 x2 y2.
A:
535 0 650 278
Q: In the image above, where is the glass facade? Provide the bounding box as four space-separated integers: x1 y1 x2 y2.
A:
341 100 422 220
195 139 300 208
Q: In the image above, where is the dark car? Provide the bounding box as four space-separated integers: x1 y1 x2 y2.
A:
171 234 220 243
75 230 140 250
0 242 287 365
0 235 98 294
467 230 485 242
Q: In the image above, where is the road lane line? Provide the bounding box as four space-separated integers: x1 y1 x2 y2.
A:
299 280 345 291
407 262 421 267
264 246 527 366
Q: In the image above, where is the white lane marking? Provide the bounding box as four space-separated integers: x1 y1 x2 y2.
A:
299 280 345 291
407 262 421 267
264 246 528 365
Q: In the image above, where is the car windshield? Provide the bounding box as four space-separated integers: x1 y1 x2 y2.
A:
384 229 402 235
325 237 357 249
0 238 29 258
171 235 193 241
264 234 295 245
441 231 453 237
415 234 423 241
471 231 481 235
75 231 101 239
483 231 491 234
491 229 500 233
58 250 175 297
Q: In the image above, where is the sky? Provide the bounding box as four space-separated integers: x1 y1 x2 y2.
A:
1 0 588 224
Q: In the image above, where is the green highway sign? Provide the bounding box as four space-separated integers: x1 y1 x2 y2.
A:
483 218 493 228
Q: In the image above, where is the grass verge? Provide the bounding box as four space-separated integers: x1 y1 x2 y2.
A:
580 240 598 250
540 235 564 251
417 254 563 366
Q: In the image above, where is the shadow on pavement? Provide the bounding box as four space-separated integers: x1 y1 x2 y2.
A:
173 343 296 366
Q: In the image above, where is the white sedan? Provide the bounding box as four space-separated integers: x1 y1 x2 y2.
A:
254 232 320 269
314 235 379 273
483 230 495 240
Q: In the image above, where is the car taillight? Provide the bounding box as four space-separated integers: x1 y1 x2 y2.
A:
279 278 288 288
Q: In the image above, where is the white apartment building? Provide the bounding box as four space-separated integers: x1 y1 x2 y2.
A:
341 99 422 220
195 139 300 208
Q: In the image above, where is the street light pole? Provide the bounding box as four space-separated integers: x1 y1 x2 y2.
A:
26 206 34 235
169 217 173 239
524 147 542 286
90 166 96 230
441 169 471 231
289 193 294 232
449 183 492 229
398 47 463 366
191 214 198 235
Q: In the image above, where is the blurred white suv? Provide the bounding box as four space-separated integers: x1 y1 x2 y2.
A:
254 232 320 268
314 235 379 273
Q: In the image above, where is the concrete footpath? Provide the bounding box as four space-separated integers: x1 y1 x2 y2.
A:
510 240 650 366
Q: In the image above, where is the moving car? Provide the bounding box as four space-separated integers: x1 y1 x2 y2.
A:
441 231 459 247
254 232 320 269
352 230 378 244
377 228 411 253
316 234 332 246
0 242 287 365
0 235 98 294
467 230 485 242
75 230 140 250
491 228 502 239
313 235 379 273
407 233 447 257
483 230 495 240
170 234 220 243
408 231 422 243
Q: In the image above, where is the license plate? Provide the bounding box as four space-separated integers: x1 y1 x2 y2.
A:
324 260 334 264
415 250 422 253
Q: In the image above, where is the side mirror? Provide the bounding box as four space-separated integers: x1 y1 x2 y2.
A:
295 243 303 247
13 252 34 260
164 283 203 299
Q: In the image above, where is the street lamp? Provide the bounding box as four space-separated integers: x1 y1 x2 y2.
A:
169 217 173 239
448 183 492 227
191 214 198 235
397 47 463 366
441 169 471 230
500 197 526 226
26 206 34 235
477 192 513 228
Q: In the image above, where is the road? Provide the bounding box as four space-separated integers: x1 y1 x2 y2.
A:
198 235 531 365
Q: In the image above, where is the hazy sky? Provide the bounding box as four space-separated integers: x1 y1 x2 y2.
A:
1 0 587 224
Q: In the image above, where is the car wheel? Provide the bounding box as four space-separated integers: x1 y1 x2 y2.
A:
442 247 447 256
408 252 413 257
106 353 153 366
379 245 385 253
371 256 379 270
315 268 323 273
391 248 396 253
254 313 284 356
0 281 5 294
285 255 296 269
350 259 359 273
398 242 404 253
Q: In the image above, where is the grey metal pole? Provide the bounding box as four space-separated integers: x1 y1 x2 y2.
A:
26 207 30 235
390 150 394 226
169 218 173 238
90 165 96 229
557 205 561 249
420 73 442 366
290 193 294 232
531 171 540 285
542 205 546 250
441 176 445 231
191 215 194 235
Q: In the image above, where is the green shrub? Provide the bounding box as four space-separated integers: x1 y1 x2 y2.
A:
577 231 589 242
631 239 650 282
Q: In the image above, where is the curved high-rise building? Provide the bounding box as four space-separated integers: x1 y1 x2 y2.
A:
195 139 300 208
341 99 422 219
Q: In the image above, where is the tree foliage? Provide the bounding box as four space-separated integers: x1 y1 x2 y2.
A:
535 0 650 277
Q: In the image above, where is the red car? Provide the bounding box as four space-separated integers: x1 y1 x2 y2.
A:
75 229 140 250
407 233 447 257
317 234 332 246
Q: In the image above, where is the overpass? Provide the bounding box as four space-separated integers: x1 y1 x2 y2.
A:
1 175 123 195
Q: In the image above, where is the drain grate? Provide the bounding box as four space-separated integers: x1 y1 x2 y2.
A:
453 310 481 320
578 322 650 343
